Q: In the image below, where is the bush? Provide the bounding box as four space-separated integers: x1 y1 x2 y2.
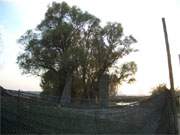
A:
175 90 180 111
151 84 169 96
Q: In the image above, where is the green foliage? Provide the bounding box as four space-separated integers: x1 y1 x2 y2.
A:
17 2 137 98
151 84 169 96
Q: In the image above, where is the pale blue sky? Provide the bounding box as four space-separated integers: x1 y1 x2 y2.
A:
0 1 20 29
0 0 180 95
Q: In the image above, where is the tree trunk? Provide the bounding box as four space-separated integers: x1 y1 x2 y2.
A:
60 73 72 106
99 73 109 108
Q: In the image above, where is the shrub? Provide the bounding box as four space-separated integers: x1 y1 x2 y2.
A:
151 84 169 96
175 90 180 110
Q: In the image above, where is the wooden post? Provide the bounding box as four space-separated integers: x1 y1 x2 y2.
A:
162 18 178 134
17 89 20 132
162 18 174 90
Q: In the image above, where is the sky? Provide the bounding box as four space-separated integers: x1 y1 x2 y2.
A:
0 0 180 95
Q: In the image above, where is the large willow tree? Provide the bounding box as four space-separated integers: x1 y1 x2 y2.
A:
17 2 137 102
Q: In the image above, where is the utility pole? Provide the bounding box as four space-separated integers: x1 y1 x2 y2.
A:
162 17 178 134
162 18 174 91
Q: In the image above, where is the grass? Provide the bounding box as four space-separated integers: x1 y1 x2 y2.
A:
2 96 98 134
3 96 143 134
2 91 176 134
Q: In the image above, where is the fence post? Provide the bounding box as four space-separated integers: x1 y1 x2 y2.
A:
17 89 20 132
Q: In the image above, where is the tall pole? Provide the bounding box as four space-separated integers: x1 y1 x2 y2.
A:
162 18 174 90
162 17 178 134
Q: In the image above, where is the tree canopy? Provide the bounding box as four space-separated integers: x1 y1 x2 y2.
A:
17 2 137 101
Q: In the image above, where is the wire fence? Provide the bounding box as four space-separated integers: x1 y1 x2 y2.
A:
1 89 179 134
